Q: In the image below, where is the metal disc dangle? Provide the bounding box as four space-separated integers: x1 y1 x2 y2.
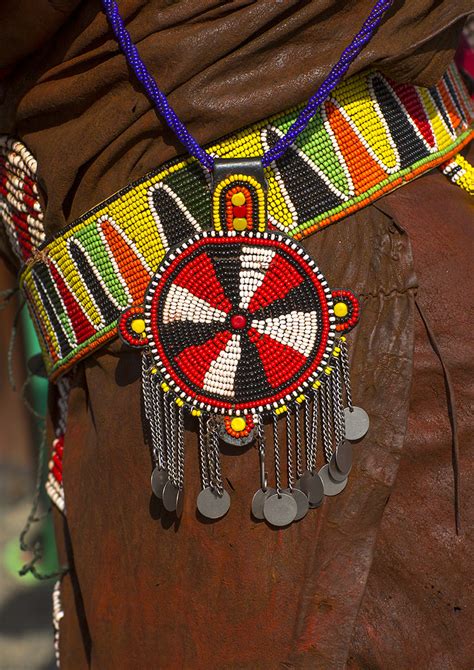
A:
319 464 348 496
263 491 298 527
336 440 353 473
297 470 324 508
344 406 369 441
296 470 311 492
197 487 231 520
251 487 276 520
151 467 168 499
328 453 347 482
162 479 180 512
286 488 309 521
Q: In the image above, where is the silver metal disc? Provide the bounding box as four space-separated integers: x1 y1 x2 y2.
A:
296 470 312 495
162 480 179 512
328 453 348 482
263 492 297 527
328 453 347 482
344 406 369 441
336 440 353 474
319 464 348 496
286 488 309 521
150 467 168 499
175 488 185 518
305 471 325 508
251 487 276 520
197 487 231 520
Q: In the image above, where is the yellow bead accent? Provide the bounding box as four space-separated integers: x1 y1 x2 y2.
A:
275 405 287 415
161 382 169 392
296 394 306 404
233 217 248 231
150 366 158 375
230 417 246 432
324 366 332 375
313 380 322 389
334 302 348 317
191 408 201 416
131 318 146 334
175 397 184 407
231 192 246 206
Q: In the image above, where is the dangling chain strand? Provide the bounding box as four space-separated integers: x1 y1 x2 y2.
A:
331 363 345 449
273 413 282 495
149 373 168 470
304 396 314 473
286 409 294 491
198 415 210 490
168 398 178 486
321 383 334 462
101 0 393 170
176 407 185 491
211 427 224 498
310 394 319 472
340 339 354 410
295 403 303 480
141 355 158 464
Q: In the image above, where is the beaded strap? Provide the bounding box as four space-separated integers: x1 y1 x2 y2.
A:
15 64 473 380
441 153 474 194
0 137 45 262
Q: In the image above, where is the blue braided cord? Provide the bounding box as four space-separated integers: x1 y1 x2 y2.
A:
101 0 394 170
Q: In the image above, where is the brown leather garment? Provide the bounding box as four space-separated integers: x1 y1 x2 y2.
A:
0 1 472 668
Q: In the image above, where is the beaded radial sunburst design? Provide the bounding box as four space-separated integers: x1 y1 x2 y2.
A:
142 229 336 414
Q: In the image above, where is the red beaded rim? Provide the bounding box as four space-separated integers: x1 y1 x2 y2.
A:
144 230 336 414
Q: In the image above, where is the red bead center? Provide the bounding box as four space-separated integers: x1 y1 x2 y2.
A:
230 314 247 330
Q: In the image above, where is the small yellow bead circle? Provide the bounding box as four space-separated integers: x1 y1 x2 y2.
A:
231 192 246 206
232 217 248 231
334 302 348 318
230 417 246 432
131 318 146 334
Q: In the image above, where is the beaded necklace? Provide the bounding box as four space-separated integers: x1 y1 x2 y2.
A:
102 0 393 526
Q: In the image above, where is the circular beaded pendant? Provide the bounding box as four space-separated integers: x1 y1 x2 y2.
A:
117 163 364 523
141 229 337 415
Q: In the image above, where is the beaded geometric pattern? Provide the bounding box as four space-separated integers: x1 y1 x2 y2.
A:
17 64 473 380
0 136 45 262
144 230 336 414
45 436 65 513
440 152 474 194
44 376 69 514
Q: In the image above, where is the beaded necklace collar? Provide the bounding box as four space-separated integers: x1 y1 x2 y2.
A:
97 0 393 525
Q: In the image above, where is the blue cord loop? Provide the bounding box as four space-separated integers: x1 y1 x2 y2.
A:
101 0 393 171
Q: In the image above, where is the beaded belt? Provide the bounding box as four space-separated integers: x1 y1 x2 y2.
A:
13 64 473 380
